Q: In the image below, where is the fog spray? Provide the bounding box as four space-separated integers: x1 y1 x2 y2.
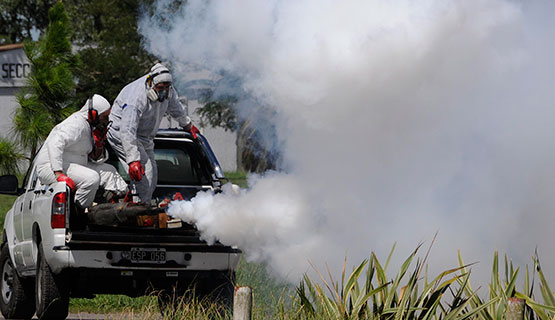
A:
140 0 555 284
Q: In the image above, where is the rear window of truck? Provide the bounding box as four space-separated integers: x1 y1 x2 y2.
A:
111 140 212 186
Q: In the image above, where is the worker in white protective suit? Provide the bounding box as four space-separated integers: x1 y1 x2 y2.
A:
35 94 128 210
107 63 199 203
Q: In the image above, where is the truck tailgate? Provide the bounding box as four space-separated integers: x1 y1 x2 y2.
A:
68 224 239 253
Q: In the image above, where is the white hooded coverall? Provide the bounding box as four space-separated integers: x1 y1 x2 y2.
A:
107 67 191 203
35 96 128 208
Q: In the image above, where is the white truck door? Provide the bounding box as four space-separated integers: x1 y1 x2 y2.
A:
20 167 40 267
12 166 38 267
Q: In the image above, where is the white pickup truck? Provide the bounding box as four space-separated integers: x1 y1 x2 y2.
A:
0 130 241 319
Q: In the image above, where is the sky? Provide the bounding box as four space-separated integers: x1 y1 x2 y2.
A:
139 0 555 286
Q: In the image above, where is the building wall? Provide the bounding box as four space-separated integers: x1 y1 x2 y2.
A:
0 87 19 138
0 45 29 139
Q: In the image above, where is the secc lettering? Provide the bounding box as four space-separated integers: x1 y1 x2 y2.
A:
2 63 31 79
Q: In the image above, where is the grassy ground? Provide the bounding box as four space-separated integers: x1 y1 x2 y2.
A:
69 257 293 315
67 171 293 315
0 171 293 315
1 172 554 319
225 170 249 188
0 194 17 228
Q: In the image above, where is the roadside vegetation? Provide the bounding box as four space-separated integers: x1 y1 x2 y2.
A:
66 244 555 320
1 172 553 319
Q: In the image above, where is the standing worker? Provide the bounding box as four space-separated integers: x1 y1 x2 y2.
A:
107 63 199 203
35 94 128 211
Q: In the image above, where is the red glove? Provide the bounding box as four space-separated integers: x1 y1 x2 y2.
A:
56 173 76 190
92 127 108 148
128 161 145 181
188 124 200 140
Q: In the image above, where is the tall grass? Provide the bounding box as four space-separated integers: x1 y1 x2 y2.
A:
236 257 294 318
291 246 554 320
2 171 553 319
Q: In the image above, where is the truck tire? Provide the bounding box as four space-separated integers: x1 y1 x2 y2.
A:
35 244 69 320
204 276 234 311
196 271 235 311
0 244 36 319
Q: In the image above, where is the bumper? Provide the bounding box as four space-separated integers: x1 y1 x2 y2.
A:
47 247 241 274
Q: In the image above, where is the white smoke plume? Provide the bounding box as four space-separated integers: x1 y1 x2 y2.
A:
140 0 555 285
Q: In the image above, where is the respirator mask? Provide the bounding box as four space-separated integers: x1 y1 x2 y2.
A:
147 84 172 102
146 69 172 102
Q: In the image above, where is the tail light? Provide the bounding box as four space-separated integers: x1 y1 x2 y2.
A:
51 192 66 229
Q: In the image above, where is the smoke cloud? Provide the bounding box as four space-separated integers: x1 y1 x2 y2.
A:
140 0 555 285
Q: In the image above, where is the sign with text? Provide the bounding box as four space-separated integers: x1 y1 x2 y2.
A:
0 47 30 88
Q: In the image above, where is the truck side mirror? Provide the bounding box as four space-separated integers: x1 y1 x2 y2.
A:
0 175 19 195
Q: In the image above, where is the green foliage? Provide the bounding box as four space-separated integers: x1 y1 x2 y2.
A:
14 2 79 160
293 247 555 320
0 138 24 175
21 2 80 117
1 0 155 102
514 253 555 320
68 0 155 103
12 104 54 158
292 245 469 320
236 256 294 318
197 96 280 172
0 195 16 227
70 295 155 314
196 98 238 132
70 292 231 319
0 0 56 44
225 170 248 188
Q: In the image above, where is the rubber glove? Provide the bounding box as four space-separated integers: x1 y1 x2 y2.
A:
188 124 200 140
56 173 76 190
128 161 145 181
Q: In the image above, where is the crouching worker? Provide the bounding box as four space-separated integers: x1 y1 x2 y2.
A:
108 63 199 203
35 94 128 213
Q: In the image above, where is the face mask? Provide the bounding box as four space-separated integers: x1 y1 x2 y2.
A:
157 89 169 102
147 88 158 102
96 120 112 131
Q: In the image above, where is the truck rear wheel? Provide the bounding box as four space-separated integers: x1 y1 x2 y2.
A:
0 244 36 319
199 275 235 311
35 244 69 319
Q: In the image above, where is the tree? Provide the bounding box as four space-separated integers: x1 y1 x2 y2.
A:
2 1 156 102
196 91 280 173
14 2 79 160
66 0 155 103
0 138 24 175
0 0 56 44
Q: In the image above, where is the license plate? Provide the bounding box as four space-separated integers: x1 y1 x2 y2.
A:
130 248 166 264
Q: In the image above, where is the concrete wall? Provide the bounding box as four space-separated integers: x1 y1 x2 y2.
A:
0 44 28 139
0 87 19 138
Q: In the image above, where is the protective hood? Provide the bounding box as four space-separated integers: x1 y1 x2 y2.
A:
80 94 111 114
150 63 172 85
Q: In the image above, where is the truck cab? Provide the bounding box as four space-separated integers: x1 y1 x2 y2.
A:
0 130 240 319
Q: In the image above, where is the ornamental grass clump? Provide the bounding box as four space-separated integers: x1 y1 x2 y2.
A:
293 244 554 320
294 244 478 320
